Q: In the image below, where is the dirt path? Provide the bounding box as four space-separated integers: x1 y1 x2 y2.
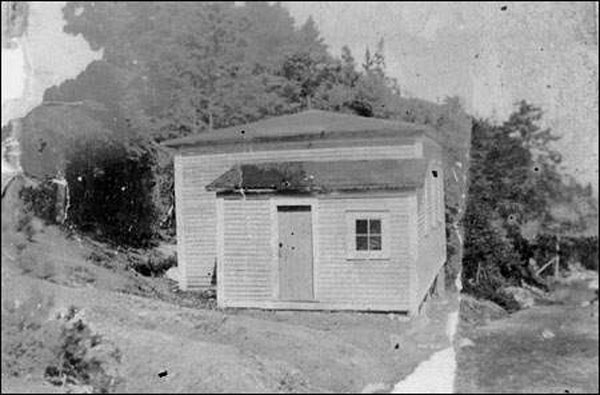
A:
455 276 599 393
392 312 458 393
393 272 463 393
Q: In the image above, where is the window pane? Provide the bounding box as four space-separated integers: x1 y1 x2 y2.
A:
369 236 382 250
356 219 368 234
369 219 381 234
356 236 369 250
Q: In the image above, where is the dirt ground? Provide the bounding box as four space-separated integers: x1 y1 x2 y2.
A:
1 223 457 393
455 273 599 393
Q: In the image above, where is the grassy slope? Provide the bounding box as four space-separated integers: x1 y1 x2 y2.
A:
1 223 457 393
455 276 599 393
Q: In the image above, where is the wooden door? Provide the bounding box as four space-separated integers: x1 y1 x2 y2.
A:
277 205 314 301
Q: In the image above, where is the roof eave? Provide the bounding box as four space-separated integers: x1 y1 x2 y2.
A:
162 128 433 150
209 185 422 194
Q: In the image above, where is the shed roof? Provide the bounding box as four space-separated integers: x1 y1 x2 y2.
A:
206 159 428 194
162 110 436 148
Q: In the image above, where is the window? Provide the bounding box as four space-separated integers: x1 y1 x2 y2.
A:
355 218 382 251
346 211 390 259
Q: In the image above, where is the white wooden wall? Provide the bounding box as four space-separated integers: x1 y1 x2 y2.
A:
217 194 416 311
174 143 420 290
414 162 447 311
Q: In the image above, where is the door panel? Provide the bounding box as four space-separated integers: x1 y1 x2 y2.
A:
278 205 314 301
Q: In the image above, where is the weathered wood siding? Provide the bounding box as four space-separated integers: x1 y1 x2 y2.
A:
221 198 273 301
174 143 420 290
314 195 416 311
217 194 416 311
414 161 446 311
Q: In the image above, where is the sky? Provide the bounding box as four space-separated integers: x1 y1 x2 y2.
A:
284 2 598 192
2 2 598 193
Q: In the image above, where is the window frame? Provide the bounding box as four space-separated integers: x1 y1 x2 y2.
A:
355 218 383 252
345 211 391 260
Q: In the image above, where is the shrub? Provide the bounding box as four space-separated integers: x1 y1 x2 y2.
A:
14 186 46 242
579 236 599 271
463 279 521 313
155 152 175 235
531 234 599 273
65 136 161 247
15 211 36 241
560 236 598 272
18 181 56 224
128 251 177 277
44 306 122 393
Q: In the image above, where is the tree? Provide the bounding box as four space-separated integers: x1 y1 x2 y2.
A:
61 2 335 138
462 101 596 305
462 117 526 308
280 51 336 109
295 16 328 60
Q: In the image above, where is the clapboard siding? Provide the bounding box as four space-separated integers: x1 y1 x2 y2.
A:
415 163 446 310
221 199 272 301
217 194 416 311
315 197 413 309
174 144 420 290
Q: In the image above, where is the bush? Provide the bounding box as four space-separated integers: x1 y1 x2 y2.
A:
15 211 37 241
531 234 599 273
13 180 47 241
66 136 161 247
19 181 56 225
128 251 177 277
44 306 122 393
155 153 176 235
462 277 521 313
561 236 598 272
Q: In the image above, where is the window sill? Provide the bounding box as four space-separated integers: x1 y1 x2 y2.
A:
346 256 391 261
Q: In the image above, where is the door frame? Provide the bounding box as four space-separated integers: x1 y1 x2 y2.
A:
270 197 318 301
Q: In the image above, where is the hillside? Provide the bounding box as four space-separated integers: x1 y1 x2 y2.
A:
1 188 457 393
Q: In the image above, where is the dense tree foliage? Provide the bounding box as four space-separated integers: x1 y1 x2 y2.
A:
65 135 161 247
57 2 468 139
59 2 334 139
463 102 598 308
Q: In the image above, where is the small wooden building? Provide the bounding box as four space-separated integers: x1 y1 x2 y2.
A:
163 110 446 314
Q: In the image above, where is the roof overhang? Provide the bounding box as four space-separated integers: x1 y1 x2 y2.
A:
206 159 428 194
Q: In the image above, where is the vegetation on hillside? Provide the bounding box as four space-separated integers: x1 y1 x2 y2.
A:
463 101 598 309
